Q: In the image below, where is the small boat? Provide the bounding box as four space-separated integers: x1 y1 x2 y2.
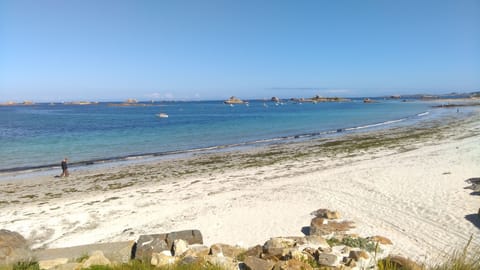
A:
157 113 169 118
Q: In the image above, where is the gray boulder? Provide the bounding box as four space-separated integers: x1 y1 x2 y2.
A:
0 229 32 265
135 230 203 260
82 250 111 268
34 241 134 264
244 256 275 270
135 234 169 260
316 252 340 266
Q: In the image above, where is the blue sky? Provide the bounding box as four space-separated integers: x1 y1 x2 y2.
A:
1 0 479 101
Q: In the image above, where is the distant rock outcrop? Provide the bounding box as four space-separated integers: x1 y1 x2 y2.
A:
271 97 281 103
363 98 375 103
290 96 350 103
224 96 247 104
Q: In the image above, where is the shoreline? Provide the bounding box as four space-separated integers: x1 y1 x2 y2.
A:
0 108 479 264
0 107 442 175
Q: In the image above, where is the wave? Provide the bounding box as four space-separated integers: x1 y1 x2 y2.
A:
0 110 432 174
417 111 430 117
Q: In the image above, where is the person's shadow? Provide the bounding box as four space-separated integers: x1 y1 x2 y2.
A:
464 178 480 229
465 213 480 229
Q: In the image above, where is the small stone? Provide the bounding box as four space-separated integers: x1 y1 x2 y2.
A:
82 251 111 268
303 235 330 249
318 246 332 253
311 209 340 219
310 217 326 235
316 253 339 266
210 243 245 258
264 238 296 250
182 244 209 258
205 255 237 270
244 245 263 258
151 252 177 267
358 250 369 260
370 236 393 245
173 239 189 256
348 250 369 261
327 211 340 219
263 238 296 258
244 256 275 270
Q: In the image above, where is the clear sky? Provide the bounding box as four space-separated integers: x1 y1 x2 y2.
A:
1 0 479 101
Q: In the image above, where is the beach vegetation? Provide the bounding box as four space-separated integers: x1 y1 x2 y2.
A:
234 250 249 262
303 257 323 269
81 260 225 270
430 236 480 270
326 236 379 253
6 260 40 270
76 252 90 263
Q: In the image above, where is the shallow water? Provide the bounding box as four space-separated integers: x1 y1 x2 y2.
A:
0 99 437 171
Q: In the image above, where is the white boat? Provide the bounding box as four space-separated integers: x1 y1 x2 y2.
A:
157 113 169 118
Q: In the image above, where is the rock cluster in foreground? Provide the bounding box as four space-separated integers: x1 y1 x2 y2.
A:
0 209 421 270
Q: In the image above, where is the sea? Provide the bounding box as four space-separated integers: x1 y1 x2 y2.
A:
0 98 456 173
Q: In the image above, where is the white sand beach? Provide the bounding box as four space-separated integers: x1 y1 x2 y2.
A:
1 110 479 264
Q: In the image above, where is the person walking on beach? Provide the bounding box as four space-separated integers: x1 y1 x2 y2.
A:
60 157 69 177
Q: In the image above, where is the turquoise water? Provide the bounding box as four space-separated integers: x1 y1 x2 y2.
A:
0 99 436 172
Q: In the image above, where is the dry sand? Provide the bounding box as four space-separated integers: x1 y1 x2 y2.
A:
1 109 479 264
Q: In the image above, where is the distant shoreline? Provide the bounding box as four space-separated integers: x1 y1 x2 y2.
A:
1 96 479 106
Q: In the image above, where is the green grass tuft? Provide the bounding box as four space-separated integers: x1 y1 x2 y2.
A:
431 236 480 270
327 236 379 253
12 260 39 270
